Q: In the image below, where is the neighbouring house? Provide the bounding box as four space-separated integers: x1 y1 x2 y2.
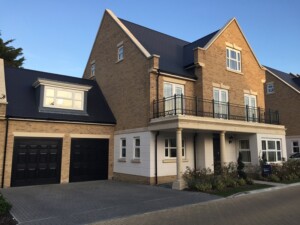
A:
0 59 116 188
83 9 286 189
264 66 300 157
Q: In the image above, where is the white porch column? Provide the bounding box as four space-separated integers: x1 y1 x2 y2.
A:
220 131 226 165
172 128 185 190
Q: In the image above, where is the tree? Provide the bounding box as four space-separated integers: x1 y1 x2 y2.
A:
0 33 25 68
237 152 247 179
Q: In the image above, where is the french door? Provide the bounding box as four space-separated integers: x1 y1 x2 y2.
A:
244 94 257 122
164 82 184 115
213 88 228 119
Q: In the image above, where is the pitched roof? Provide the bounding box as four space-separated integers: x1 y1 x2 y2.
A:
120 18 218 79
264 66 300 93
5 67 116 124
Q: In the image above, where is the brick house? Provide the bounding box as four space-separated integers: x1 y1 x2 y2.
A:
83 10 286 189
0 59 116 188
264 66 300 157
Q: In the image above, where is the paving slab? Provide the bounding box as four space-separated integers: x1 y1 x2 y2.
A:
1 180 220 225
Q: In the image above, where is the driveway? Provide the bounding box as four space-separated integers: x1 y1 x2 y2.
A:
1 180 220 225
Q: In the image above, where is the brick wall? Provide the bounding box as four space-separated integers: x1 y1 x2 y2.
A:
1 120 114 188
83 12 150 131
196 20 265 108
265 71 300 136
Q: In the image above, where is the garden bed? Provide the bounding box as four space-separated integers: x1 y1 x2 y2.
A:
0 213 17 225
0 194 16 225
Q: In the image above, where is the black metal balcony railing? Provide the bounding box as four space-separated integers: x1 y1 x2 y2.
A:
153 94 280 125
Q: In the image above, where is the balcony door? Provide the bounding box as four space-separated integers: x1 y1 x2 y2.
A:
213 88 228 119
244 94 257 122
164 82 184 115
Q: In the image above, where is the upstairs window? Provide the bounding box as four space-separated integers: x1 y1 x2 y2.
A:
266 82 274 94
118 46 124 61
91 63 95 77
226 47 241 72
44 87 83 110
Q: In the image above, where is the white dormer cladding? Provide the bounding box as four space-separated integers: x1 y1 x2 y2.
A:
0 59 7 104
33 78 92 112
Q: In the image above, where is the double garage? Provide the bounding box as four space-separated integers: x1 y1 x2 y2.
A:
11 137 109 187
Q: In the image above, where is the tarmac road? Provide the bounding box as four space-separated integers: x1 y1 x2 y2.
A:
94 185 300 225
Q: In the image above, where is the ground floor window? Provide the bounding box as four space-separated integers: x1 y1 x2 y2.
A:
262 139 282 162
239 140 251 163
133 137 140 159
292 141 299 153
164 138 185 158
120 138 126 158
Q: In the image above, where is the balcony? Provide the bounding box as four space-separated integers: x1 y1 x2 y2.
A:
152 95 280 125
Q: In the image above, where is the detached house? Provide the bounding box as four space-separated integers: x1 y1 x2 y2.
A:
0 59 115 188
83 10 286 189
264 66 300 157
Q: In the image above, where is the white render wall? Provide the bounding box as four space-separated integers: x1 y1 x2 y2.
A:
286 136 300 157
154 132 195 177
114 131 152 177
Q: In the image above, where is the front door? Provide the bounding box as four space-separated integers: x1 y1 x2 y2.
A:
213 134 221 173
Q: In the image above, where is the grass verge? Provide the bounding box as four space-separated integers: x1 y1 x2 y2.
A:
206 184 273 197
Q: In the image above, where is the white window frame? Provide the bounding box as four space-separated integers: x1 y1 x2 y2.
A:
91 63 95 77
164 138 185 159
133 137 141 159
43 86 84 111
292 141 300 153
244 94 257 122
163 82 185 115
239 140 251 163
266 82 274 94
213 88 229 119
118 46 124 61
261 139 282 162
226 47 241 72
120 138 126 158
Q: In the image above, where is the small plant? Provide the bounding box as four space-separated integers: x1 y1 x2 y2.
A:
0 194 12 216
246 178 254 185
195 182 212 192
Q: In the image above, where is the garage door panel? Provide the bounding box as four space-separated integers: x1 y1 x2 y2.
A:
11 138 62 187
70 139 108 182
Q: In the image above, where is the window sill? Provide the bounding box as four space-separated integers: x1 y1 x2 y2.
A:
116 59 123 64
266 92 275 95
131 159 141 163
162 159 189 163
226 68 243 75
118 158 126 162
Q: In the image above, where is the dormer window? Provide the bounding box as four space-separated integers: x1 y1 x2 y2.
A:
44 87 84 110
33 78 92 115
226 47 241 72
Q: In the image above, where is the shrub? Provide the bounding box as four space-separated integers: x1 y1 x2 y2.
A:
212 176 226 191
195 182 212 192
224 177 238 188
237 178 246 186
246 178 254 185
0 194 12 216
269 174 280 182
237 153 247 179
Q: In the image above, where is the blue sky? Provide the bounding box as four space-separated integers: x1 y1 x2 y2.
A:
1 0 299 77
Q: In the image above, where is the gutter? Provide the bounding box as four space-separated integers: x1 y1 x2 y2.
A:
1 117 9 188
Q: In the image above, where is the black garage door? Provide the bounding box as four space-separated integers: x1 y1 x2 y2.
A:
11 138 62 187
69 138 109 182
